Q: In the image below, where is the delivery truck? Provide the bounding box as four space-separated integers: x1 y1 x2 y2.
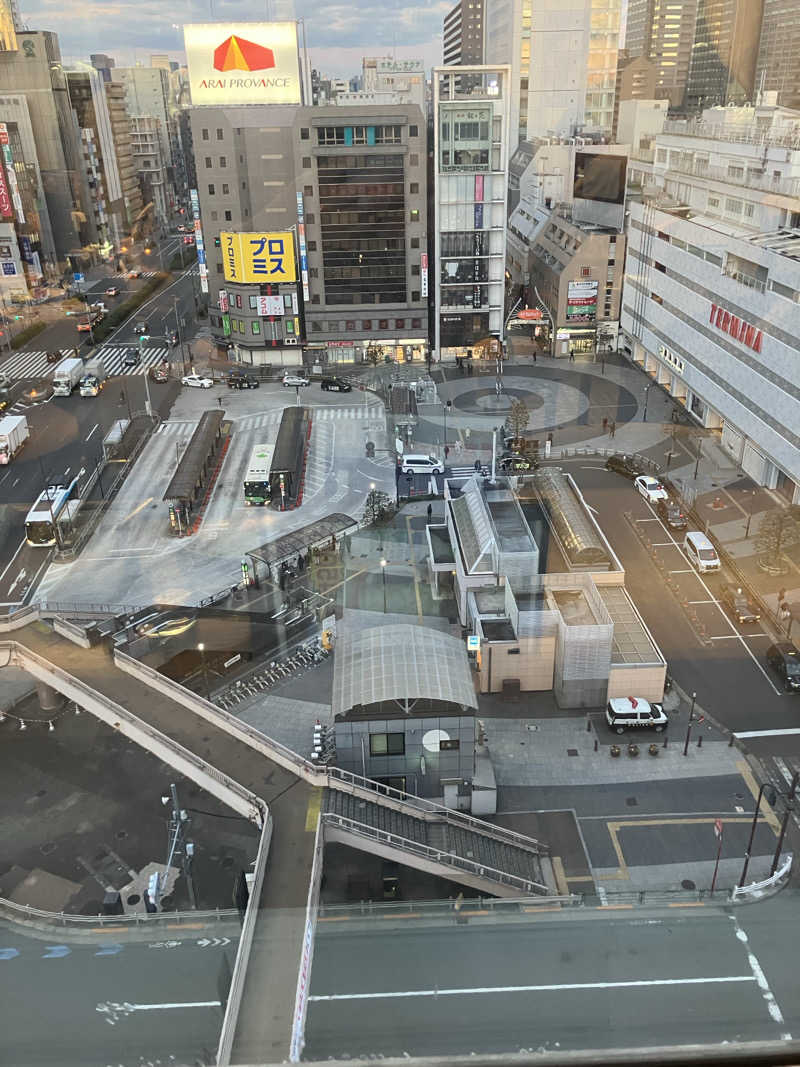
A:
52 356 84 397
79 358 106 397
0 414 29 464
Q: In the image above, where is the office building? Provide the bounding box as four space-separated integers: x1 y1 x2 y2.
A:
104 80 143 230
620 104 800 499
612 52 657 140
685 0 764 111
484 0 621 146
191 102 429 366
443 0 484 68
90 53 115 80
755 0 800 111
130 115 169 221
433 65 512 361
336 58 425 112
111 66 178 212
624 0 699 109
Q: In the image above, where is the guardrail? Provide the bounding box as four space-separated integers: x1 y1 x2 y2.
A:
730 853 792 901
0 897 237 930
322 814 549 895
216 812 274 1066
37 600 140 618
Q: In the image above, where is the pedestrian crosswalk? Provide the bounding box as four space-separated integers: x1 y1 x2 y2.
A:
236 405 382 429
447 465 485 477
183 265 201 276
0 344 174 381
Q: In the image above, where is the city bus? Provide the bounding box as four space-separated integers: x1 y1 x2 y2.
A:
24 479 81 547
243 443 275 506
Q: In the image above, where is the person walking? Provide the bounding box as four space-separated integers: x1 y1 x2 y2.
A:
532 348 537 364
602 416 608 433
568 348 575 362
427 503 433 521
610 420 616 438
444 444 450 461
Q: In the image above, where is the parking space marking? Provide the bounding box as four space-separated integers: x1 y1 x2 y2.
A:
688 599 716 604
735 728 800 738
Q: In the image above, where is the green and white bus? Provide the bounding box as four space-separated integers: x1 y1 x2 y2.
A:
243 442 275 506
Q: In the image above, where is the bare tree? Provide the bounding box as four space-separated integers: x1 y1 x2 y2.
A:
755 507 800 574
363 488 392 526
506 398 530 441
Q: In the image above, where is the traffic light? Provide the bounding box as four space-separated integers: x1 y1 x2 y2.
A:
241 558 251 586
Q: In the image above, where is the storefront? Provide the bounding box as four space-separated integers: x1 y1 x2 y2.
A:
306 337 428 366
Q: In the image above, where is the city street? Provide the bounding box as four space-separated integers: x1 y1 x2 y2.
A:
304 897 800 1059
0 918 238 1066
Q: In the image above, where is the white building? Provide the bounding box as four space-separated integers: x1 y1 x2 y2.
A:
335 58 426 112
433 64 512 361
621 105 800 500
111 66 176 214
483 0 621 147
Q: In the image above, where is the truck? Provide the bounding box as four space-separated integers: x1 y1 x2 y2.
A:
79 358 106 397
52 356 84 397
0 414 29 464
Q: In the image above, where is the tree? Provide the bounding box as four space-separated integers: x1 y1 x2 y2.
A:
506 398 530 441
755 507 800 574
363 488 392 526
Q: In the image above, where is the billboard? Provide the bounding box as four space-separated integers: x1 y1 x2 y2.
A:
566 280 598 321
573 152 627 206
221 231 297 284
184 22 302 106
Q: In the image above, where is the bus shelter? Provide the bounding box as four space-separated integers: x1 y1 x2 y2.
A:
245 513 358 585
163 409 224 535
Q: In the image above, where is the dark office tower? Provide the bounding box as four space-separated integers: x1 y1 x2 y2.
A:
685 0 764 110
443 0 484 68
624 0 700 109
755 0 800 110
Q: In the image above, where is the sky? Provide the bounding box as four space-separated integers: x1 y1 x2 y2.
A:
20 0 450 78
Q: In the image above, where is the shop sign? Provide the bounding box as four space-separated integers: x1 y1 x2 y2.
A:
709 302 762 353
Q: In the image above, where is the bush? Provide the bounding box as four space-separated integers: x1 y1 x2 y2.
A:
11 320 47 349
92 274 167 343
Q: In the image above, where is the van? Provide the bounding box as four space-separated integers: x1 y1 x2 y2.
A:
400 453 442 475
683 531 720 572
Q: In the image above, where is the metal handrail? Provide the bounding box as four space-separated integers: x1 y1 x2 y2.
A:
0 896 236 928
322 813 549 895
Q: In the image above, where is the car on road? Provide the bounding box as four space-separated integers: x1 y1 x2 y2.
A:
656 497 688 529
635 474 669 503
127 269 142 278
766 643 800 691
76 311 102 332
122 350 140 368
605 454 640 479
282 372 310 388
135 613 196 638
500 454 535 472
605 696 668 734
105 286 120 297
182 372 213 389
46 350 62 364
134 320 149 334
22 379 52 403
321 376 352 392
227 373 260 389
720 584 761 625
400 453 442 476
148 364 169 383
183 235 195 245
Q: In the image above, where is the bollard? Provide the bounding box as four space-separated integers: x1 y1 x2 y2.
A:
697 735 702 748
663 737 668 748
594 739 598 752
729 734 734 747
586 718 591 731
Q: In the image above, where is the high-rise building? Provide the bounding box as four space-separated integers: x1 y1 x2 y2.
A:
104 80 143 231
90 53 115 80
111 66 180 213
484 0 621 146
130 115 169 222
443 0 484 68
685 0 764 110
433 64 512 360
754 0 800 111
624 0 699 109
612 51 657 140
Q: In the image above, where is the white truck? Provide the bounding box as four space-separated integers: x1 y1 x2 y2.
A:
0 414 29 464
79 358 106 397
52 356 84 397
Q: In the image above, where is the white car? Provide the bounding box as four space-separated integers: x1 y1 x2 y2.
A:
282 372 310 388
635 475 669 503
181 372 213 389
606 697 668 734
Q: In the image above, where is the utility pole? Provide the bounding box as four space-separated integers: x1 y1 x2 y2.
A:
174 296 186 372
156 783 197 910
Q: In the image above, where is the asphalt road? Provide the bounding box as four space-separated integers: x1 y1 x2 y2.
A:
0 917 239 1066
304 896 800 1059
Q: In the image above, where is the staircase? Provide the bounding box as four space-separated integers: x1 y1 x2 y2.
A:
322 789 554 898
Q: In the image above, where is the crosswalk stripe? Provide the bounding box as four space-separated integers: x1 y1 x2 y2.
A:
0 347 75 380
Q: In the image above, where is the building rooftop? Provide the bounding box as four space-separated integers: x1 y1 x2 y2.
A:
746 228 800 262
599 585 663 665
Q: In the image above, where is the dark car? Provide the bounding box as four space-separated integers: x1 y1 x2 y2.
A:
720 584 761 625
46 350 62 364
148 364 169 383
766 643 800 691
122 350 141 368
321 376 352 392
656 497 688 529
227 373 260 389
605 454 641 479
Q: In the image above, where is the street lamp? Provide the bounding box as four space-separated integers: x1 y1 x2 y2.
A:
643 383 651 423
380 559 387 614
682 691 697 756
738 781 777 888
443 399 452 456
197 642 210 701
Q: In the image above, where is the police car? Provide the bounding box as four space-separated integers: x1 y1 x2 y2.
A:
605 696 668 734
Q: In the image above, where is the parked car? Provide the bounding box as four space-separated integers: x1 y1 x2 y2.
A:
500 454 534 472
605 454 640 479
227 374 260 389
720 584 761 625
282 372 310 388
635 474 669 503
656 498 688 529
766 643 800 692
122 350 140 368
605 696 668 734
105 286 120 297
181 372 213 389
149 364 169 383
321 376 352 392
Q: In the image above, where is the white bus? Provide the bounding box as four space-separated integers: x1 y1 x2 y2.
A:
243 442 275 506
24 480 81 547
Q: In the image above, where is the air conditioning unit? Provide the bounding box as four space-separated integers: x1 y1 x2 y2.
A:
284 337 298 346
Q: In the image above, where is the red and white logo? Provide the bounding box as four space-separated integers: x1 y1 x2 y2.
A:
213 35 275 72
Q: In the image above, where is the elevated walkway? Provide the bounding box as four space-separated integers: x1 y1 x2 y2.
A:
323 789 552 897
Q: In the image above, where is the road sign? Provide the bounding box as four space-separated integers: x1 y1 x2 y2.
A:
467 635 480 651
518 308 543 320
714 818 723 839
73 272 84 284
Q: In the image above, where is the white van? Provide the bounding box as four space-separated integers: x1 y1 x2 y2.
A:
683 531 720 573
400 454 442 475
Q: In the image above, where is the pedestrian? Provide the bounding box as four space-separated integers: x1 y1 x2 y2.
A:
217 395 223 407
569 348 575 362
778 588 786 605
532 349 537 364
444 445 450 460
468 362 473 376
610 420 616 438
602 416 608 433
427 503 432 521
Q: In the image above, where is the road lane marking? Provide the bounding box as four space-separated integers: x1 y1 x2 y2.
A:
730 914 789 1033
736 728 800 737
120 497 154 523
0 537 26 585
737 760 780 833
308 975 757 1002
85 423 99 441
96 999 221 1024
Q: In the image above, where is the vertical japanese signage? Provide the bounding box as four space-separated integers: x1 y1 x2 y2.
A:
296 191 310 301
0 126 23 224
474 174 484 201
189 187 208 293
218 288 229 312
220 231 296 283
420 252 428 298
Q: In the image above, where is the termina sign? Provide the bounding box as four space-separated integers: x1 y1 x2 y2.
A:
709 302 763 354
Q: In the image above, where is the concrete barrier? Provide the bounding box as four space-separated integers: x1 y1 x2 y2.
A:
51 616 92 648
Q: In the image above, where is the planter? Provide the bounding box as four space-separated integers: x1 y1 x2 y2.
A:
648 743 660 757
627 743 640 757
610 744 621 758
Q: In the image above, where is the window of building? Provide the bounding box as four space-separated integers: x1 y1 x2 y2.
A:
235 294 242 309
216 262 223 274
410 153 419 165
284 294 293 311
249 295 258 309
219 156 227 167
311 321 322 332
302 156 311 168
310 268 319 278
412 290 420 302
244 208 249 217
654 261 666 273
369 732 405 756
409 125 418 137
412 317 422 329
744 202 754 218
656 148 666 163
410 182 419 194
411 264 420 275
410 209 419 221
242 181 246 190
345 319 355 331
300 127 310 139
395 319 405 329
240 154 244 162
651 292 663 305
440 739 460 751
216 128 223 140
378 319 389 330
204 156 212 167
725 197 742 214
312 294 320 304
306 213 315 224
581 266 591 277
224 210 232 221
304 184 313 196
362 319 372 330
708 196 720 209
251 320 261 335
201 128 209 140
411 236 420 248
308 240 316 251
222 183 229 195
211 210 218 221
208 183 215 195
